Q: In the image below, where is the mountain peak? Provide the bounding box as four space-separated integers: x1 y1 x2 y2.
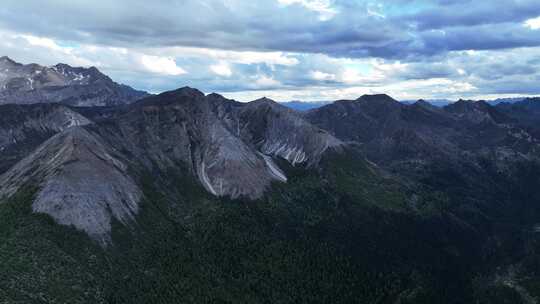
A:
52 63 108 82
448 99 490 110
207 92 223 98
414 99 436 108
355 94 402 115
252 97 277 104
166 86 205 99
357 94 398 103
445 99 513 124
205 93 240 107
53 62 72 69
0 56 18 66
0 57 148 106
248 97 291 112
137 86 205 107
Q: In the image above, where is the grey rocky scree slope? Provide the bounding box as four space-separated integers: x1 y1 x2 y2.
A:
94 88 342 199
0 127 141 245
0 56 148 106
0 87 342 243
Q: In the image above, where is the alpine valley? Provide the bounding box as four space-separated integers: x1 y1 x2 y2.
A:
2 57 540 304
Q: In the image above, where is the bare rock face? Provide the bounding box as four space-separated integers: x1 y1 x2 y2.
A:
0 103 92 173
195 119 277 199
0 56 148 106
0 126 141 244
0 86 343 243
96 88 342 200
0 104 91 148
445 100 514 125
98 89 276 199
237 97 342 166
306 94 540 179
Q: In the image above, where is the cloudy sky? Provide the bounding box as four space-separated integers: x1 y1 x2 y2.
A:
1 0 540 102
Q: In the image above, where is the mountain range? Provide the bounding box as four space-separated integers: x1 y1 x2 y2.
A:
284 97 534 111
0 56 148 106
2 58 540 304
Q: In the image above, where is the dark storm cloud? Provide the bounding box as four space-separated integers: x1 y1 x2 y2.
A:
472 64 537 81
421 23 540 51
398 63 458 80
2 0 540 100
1 0 539 60
480 78 540 95
401 0 540 30
0 0 402 58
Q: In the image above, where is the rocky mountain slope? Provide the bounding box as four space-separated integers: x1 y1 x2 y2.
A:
0 127 141 244
497 97 540 131
0 87 342 242
306 96 540 245
306 95 539 169
0 103 92 173
2 84 540 303
0 56 148 106
91 88 342 201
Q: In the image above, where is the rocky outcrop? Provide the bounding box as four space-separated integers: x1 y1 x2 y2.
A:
0 103 92 173
497 98 540 134
97 88 342 200
0 56 148 106
0 126 141 244
237 97 342 165
444 100 514 125
0 86 343 242
1 87 540 246
306 94 540 180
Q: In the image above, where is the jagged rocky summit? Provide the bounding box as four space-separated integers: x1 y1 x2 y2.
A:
0 56 148 106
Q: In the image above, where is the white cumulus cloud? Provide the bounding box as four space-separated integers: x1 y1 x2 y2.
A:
524 16 540 30
210 62 233 77
311 70 336 81
255 75 281 88
141 55 186 76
